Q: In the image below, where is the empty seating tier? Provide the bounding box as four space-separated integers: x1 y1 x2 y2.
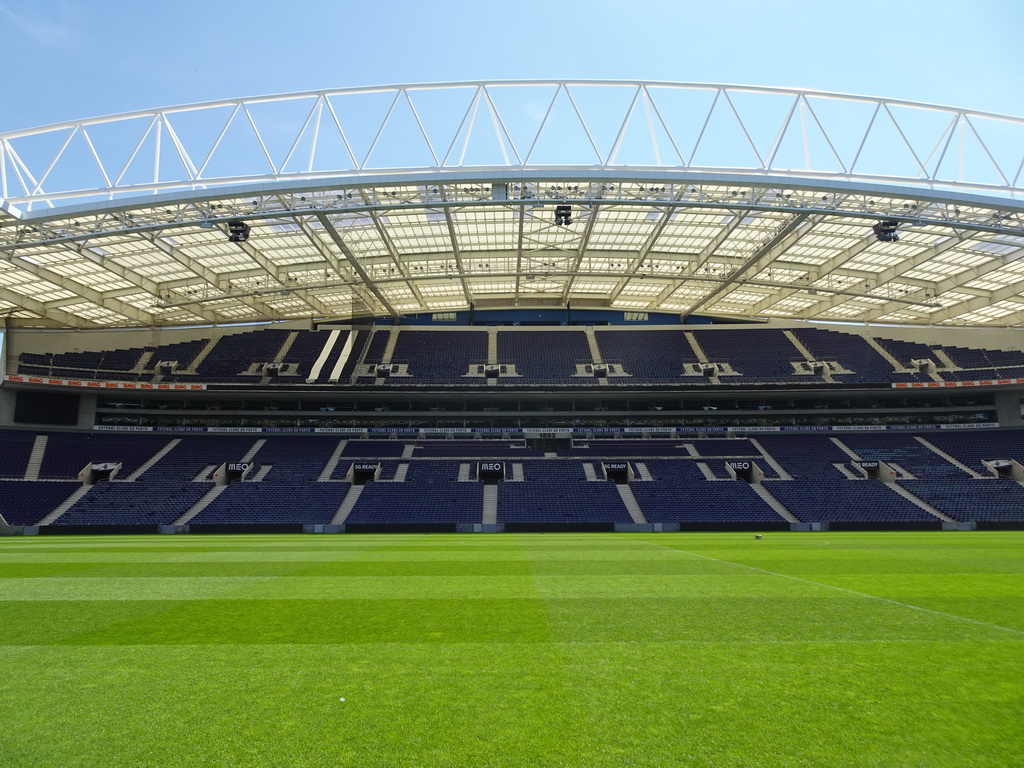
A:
16 325 1024 387
1 431 1023 528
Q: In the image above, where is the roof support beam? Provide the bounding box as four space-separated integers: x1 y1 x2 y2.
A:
220 223 329 316
366 209 428 311
315 213 400 319
514 204 527 302
2 253 152 325
748 236 874 315
930 278 1024 323
0 284 101 328
293 218 380 316
442 206 472 306
61 240 224 325
647 211 746 309
140 231 283 320
561 203 600 303
923 244 1024 324
680 212 813 315
608 205 675 303
844 234 969 321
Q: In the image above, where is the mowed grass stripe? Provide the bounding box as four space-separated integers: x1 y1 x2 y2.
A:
0 557 735 578
1 532 1023 768
0 573 864 601
2 640 1022 767
0 546 674 563
0 594 1014 646
634 535 1024 638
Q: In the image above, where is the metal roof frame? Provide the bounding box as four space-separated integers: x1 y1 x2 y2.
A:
0 81 1023 329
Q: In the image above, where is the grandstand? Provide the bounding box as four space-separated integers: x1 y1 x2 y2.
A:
3 80 1024 534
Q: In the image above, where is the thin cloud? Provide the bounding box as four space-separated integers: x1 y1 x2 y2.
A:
0 3 79 47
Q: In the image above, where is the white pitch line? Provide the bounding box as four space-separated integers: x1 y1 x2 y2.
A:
634 538 1024 639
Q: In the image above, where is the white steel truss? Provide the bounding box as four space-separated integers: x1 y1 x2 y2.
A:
0 81 1023 330
2 81 1024 210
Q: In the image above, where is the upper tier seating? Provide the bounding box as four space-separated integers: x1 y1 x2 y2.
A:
145 340 208 371
193 330 291 380
16 325 1024 387
361 330 390 365
390 330 488 383
593 329 698 381
790 328 895 383
496 331 591 383
874 337 937 368
691 329 807 382
949 346 1024 369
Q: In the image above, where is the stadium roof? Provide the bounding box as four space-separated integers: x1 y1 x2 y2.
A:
2 80 1024 329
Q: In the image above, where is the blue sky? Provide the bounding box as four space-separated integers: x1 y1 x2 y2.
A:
2 0 1022 132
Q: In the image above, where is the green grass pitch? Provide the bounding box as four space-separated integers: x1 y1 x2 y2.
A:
1 532 1022 767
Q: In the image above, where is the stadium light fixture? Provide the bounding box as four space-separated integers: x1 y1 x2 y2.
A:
227 220 251 242
872 220 899 242
554 205 572 226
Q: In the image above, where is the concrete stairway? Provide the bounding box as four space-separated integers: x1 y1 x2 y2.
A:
174 485 228 525
331 485 364 524
751 484 799 523
317 440 349 482
915 437 985 478
275 331 299 361
37 486 91 525
381 329 399 364
616 484 647 523
328 332 356 383
487 328 498 364
748 438 793 480
308 330 341 382
23 435 48 480
482 485 498 524
866 337 911 372
634 462 654 481
584 327 602 363
124 439 180 481
184 337 218 373
888 483 955 522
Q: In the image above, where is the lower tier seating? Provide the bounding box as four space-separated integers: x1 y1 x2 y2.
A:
1 432 1023 527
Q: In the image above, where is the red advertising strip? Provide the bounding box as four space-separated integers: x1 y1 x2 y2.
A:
3 374 205 390
892 377 1024 389
0 373 1017 392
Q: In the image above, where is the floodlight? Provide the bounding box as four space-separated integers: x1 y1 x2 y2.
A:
227 220 251 242
872 220 899 242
